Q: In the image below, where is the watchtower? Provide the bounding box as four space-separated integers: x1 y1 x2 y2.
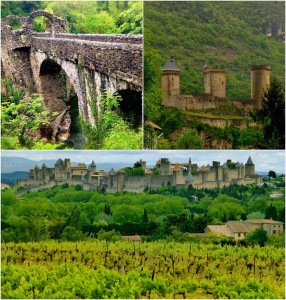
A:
245 156 255 177
203 67 227 98
250 65 270 109
161 56 180 104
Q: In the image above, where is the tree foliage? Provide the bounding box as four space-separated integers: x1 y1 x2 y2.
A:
251 77 285 149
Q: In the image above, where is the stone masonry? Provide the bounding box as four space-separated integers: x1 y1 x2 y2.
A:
1 11 142 142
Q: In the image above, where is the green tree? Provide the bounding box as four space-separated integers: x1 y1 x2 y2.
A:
268 170 277 179
1 81 55 149
177 129 204 149
66 205 81 230
244 227 268 246
251 77 285 149
142 208 149 224
60 226 86 241
265 202 278 220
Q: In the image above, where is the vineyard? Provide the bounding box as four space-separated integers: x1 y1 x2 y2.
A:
1 241 285 299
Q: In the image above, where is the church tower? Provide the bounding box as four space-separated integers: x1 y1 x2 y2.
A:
161 56 180 105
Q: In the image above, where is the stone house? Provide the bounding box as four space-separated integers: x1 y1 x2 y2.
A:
205 219 284 241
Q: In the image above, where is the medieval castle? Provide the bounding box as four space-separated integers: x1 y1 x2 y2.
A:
161 56 270 113
17 156 262 194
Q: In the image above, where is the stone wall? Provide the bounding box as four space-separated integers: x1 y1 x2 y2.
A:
32 32 142 44
30 36 142 89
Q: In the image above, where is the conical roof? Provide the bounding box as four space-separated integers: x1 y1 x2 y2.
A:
162 56 180 72
88 160 96 170
246 156 253 165
42 163 47 168
55 158 63 167
173 162 181 171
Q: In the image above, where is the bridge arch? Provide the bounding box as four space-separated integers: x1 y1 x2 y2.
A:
116 89 142 129
25 10 66 34
38 57 78 141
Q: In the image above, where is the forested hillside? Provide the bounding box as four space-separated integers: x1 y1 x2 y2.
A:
144 1 285 120
1 1 142 34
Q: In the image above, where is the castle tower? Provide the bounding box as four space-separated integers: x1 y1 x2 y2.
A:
245 156 255 177
161 56 180 104
139 159 146 170
250 65 270 109
203 67 227 98
65 159 71 170
159 158 172 175
88 161 96 173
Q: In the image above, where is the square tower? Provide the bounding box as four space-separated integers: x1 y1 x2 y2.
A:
204 67 226 98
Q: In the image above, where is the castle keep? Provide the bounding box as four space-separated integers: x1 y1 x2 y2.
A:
17 157 262 194
161 57 270 111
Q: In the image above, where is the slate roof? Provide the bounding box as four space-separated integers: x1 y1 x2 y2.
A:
55 158 63 167
246 156 253 164
109 168 115 176
162 56 180 72
88 161 96 170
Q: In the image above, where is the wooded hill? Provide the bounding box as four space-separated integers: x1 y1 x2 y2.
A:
144 1 285 120
1 1 142 34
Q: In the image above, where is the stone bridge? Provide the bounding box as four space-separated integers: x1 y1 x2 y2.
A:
1 11 142 143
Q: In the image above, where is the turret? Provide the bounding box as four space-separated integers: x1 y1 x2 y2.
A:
203 67 227 98
161 56 180 104
245 156 255 177
250 65 270 109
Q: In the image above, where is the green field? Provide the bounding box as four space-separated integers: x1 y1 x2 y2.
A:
1 241 285 299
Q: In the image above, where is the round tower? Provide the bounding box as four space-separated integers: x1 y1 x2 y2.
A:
161 56 180 105
203 67 227 98
250 65 270 109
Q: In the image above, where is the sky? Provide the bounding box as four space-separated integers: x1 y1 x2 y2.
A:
2 150 285 173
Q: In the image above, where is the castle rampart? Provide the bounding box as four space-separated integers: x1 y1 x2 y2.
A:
16 156 262 195
161 57 271 117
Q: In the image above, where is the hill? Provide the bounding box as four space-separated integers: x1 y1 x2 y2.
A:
144 1 285 120
1 171 29 186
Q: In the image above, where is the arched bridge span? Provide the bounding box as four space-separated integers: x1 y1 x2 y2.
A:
1 11 142 143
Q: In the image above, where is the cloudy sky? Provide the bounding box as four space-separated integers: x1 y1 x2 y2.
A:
2 150 285 173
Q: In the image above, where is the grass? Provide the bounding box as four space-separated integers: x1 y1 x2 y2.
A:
180 110 246 120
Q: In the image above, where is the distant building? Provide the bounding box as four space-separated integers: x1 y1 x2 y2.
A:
205 219 284 241
1 183 10 190
16 156 262 194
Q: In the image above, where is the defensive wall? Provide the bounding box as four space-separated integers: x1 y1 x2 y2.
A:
161 57 271 121
16 157 262 195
